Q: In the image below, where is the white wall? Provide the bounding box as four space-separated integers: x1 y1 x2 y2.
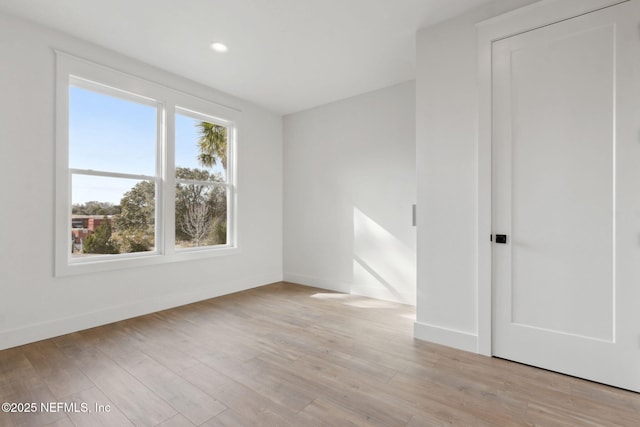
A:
284 82 416 305
414 0 539 351
0 13 283 350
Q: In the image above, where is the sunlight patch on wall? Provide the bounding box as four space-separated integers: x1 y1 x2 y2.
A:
353 207 416 305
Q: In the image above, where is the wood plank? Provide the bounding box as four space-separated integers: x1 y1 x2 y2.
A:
55 334 177 426
21 340 94 400
154 413 196 427
0 282 638 426
64 386 134 427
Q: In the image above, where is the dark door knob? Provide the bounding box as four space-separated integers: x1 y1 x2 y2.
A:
495 234 508 244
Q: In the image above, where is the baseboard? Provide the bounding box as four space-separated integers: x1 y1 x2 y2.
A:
414 321 478 353
283 272 351 294
0 272 282 351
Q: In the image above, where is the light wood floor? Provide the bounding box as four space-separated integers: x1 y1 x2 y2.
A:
1 282 639 426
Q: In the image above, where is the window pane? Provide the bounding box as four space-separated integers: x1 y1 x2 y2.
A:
69 85 156 175
175 183 227 249
175 112 227 182
71 174 156 257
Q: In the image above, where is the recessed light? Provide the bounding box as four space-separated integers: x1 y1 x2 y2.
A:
210 42 228 53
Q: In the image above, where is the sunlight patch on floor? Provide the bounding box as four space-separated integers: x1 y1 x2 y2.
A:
311 292 350 300
401 312 416 321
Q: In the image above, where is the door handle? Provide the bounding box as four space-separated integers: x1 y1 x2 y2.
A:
495 234 508 244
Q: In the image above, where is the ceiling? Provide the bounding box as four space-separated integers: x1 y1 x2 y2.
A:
0 0 496 115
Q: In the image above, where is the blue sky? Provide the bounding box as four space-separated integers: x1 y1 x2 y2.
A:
69 86 223 205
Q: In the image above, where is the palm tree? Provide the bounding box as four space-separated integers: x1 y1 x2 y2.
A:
196 122 227 171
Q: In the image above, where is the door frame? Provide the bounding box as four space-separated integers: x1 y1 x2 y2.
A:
475 0 629 356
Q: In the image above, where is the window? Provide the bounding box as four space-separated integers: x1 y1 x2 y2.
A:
56 53 238 275
174 109 231 250
69 82 159 258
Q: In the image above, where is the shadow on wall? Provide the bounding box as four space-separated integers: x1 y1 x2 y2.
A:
353 207 416 305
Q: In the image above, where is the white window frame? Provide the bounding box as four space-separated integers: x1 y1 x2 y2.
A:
55 52 239 276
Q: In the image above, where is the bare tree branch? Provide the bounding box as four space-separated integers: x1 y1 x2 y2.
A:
180 201 212 246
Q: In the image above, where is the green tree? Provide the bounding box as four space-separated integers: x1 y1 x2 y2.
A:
205 185 227 245
176 167 217 184
115 181 155 252
175 167 226 246
72 201 120 215
119 230 153 253
208 217 227 245
195 121 228 246
197 122 227 171
83 217 119 254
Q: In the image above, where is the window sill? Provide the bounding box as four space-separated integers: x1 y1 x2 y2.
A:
55 246 240 277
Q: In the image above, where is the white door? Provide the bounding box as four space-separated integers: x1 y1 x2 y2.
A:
492 0 640 392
